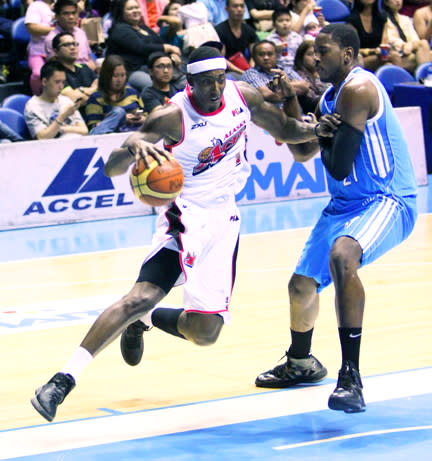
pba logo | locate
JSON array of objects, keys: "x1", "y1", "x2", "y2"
[{"x1": 23, "y1": 148, "x2": 134, "y2": 216}]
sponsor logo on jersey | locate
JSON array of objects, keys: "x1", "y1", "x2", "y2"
[
  {"x1": 232, "y1": 107, "x2": 244, "y2": 116},
  {"x1": 193, "y1": 122, "x2": 247, "y2": 175},
  {"x1": 191, "y1": 121, "x2": 208, "y2": 129}
]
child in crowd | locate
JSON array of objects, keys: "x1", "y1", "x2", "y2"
[{"x1": 266, "y1": 8, "x2": 303, "y2": 71}]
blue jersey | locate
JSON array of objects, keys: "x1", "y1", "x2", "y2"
[{"x1": 319, "y1": 67, "x2": 417, "y2": 210}]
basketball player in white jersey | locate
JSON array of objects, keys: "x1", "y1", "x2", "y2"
[
  {"x1": 31, "y1": 46, "x2": 340, "y2": 422},
  {"x1": 256, "y1": 24, "x2": 418, "y2": 413}
]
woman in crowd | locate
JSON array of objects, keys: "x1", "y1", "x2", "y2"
[
  {"x1": 106, "y1": 0, "x2": 181, "y2": 92},
  {"x1": 85, "y1": 54, "x2": 146, "y2": 134},
  {"x1": 290, "y1": 0, "x2": 327, "y2": 36},
  {"x1": 383, "y1": 0, "x2": 432, "y2": 73},
  {"x1": 293, "y1": 39, "x2": 329, "y2": 113},
  {"x1": 25, "y1": 0, "x2": 55, "y2": 94},
  {"x1": 346, "y1": 0, "x2": 401, "y2": 71}
]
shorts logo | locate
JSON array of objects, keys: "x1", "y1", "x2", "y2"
[
  {"x1": 230, "y1": 215, "x2": 239, "y2": 221},
  {"x1": 184, "y1": 251, "x2": 196, "y2": 268}
]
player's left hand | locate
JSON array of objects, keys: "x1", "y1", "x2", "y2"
[{"x1": 315, "y1": 113, "x2": 342, "y2": 137}]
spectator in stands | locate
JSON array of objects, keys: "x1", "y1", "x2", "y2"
[
  {"x1": 45, "y1": 0, "x2": 97, "y2": 71},
  {"x1": 267, "y1": 8, "x2": 303, "y2": 71},
  {"x1": 0, "y1": 121, "x2": 24, "y2": 143},
  {"x1": 157, "y1": 0, "x2": 184, "y2": 50},
  {"x1": 215, "y1": 0, "x2": 257, "y2": 78},
  {"x1": 241, "y1": 40, "x2": 309, "y2": 107},
  {"x1": 24, "y1": 60, "x2": 88, "y2": 139},
  {"x1": 141, "y1": 51, "x2": 182, "y2": 112},
  {"x1": 85, "y1": 54, "x2": 146, "y2": 134},
  {"x1": 413, "y1": 0, "x2": 432, "y2": 44},
  {"x1": 383, "y1": 0, "x2": 432, "y2": 73},
  {"x1": 246, "y1": 0, "x2": 279, "y2": 34},
  {"x1": 290, "y1": 0, "x2": 327, "y2": 36},
  {"x1": 303, "y1": 19, "x2": 320, "y2": 41},
  {"x1": 401, "y1": 0, "x2": 429, "y2": 18},
  {"x1": 200, "y1": 0, "x2": 250, "y2": 25},
  {"x1": 346, "y1": 0, "x2": 402, "y2": 71},
  {"x1": 106, "y1": 0, "x2": 181, "y2": 93},
  {"x1": 293, "y1": 39, "x2": 329, "y2": 113},
  {"x1": 136, "y1": 0, "x2": 168, "y2": 32},
  {"x1": 25, "y1": 0, "x2": 55, "y2": 95},
  {"x1": 53, "y1": 32, "x2": 98, "y2": 105}
]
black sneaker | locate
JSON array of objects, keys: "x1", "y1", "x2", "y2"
[
  {"x1": 31, "y1": 372, "x2": 76, "y2": 422},
  {"x1": 255, "y1": 352, "x2": 328, "y2": 388},
  {"x1": 328, "y1": 360, "x2": 366, "y2": 413},
  {"x1": 120, "y1": 320, "x2": 151, "y2": 366}
]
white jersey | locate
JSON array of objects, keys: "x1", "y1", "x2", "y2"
[{"x1": 166, "y1": 80, "x2": 251, "y2": 207}]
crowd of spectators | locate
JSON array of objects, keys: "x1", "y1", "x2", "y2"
[{"x1": 0, "y1": 0, "x2": 430, "y2": 143}]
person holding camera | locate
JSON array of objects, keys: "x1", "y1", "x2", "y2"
[{"x1": 85, "y1": 54, "x2": 147, "y2": 135}]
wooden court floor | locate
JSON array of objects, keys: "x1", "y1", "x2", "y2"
[{"x1": 1, "y1": 213, "x2": 432, "y2": 432}]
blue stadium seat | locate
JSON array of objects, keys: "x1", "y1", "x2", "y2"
[
  {"x1": 2, "y1": 94, "x2": 31, "y2": 114},
  {"x1": 0, "y1": 107, "x2": 30, "y2": 139},
  {"x1": 11, "y1": 17, "x2": 30, "y2": 70},
  {"x1": 316, "y1": 0, "x2": 350, "y2": 23},
  {"x1": 375, "y1": 65, "x2": 415, "y2": 99},
  {"x1": 415, "y1": 62, "x2": 432, "y2": 82}
]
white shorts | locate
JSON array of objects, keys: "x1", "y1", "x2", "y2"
[{"x1": 143, "y1": 196, "x2": 241, "y2": 323}]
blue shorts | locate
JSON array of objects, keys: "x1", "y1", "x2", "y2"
[{"x1": 295, "y1": 195, "x2": 417, "y2": 292}]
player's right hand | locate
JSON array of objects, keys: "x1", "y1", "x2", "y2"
[{"x1": 127, "y1": 140, "x2": 172, "y2": 169}]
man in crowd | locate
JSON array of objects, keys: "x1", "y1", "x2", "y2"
[{"x1": 24, "y1": 60, "x2": 88, "y2": 139}]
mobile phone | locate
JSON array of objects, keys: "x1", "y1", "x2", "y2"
[{"x1": 135, "y1": 109, "x2": 144, "y2": 114}]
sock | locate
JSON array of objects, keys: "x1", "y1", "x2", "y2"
[
  {"x1": 152, "y1": 307, "x2": 186, "y2": 339},
  {"x1": 60, "y1": 346, "x2": 93, "y2": 381},
  {"x1": 140, "y1": 307, "x2": 157, "y2": 327},
  {"x1": 338, "y1": 327, "x2": 362, "y2": 369},
  {"x1": 289, "y1": 328, "x2": 313, "y2": 358}
]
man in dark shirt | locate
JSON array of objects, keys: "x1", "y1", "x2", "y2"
[
  {"x1": 53, "y1": 32, "x2": 98, "y2": 106},
  {"x1": 141, "y1": 52, "x2": 182, "y2": 113},
  {"x1": 215, "y1": 0, "x2": 258, "y2": 78}
]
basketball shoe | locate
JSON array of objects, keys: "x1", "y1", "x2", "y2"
[
  {"x1": 120, "y1": 320, "x2": 151, "y2": 366},
  {"x1": 255, "y1": 352, "x2": 327, "y2": 388},
  {"x1": 328, "y1": 360, "x2": 366, "y2": 413},
  {"x1": 31, "y1": 372, "x2": 75, "y2": 422}
]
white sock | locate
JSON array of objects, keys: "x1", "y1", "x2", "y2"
[
  {"x1": 60, "y1": 346, "x2": 93, "y2": 381},
  {"x1": 140, "y1": 307, "x2": 157, "y2": 327}
]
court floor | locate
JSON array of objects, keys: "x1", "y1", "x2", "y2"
[{"x1": 1, "y1": 180, "x2": 432, "y2": 460}]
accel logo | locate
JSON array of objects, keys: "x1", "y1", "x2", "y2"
[{"x1": 23, "y1": 148, "x2": 134, "y2": 216}]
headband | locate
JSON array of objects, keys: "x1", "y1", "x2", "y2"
[{"x1": 186, "y1": 57, "x2": 227, "y2": 75}]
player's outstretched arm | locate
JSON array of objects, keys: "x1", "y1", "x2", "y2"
[
  {"x1": 238, "y1": 81, "x2": 318, "y2": 145},
  {"x1": 104, "y1": 104, "x2": 182, "y2": 177}
]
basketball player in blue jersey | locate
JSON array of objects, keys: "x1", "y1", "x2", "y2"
[
  {"x1": 30, "y1": 45, "x2": 340, "y2": 422},
  {"x1": 255, "y1": 23, "x2": 418, "y2": 413}
]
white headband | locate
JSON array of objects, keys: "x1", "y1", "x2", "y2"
[{"x1": 186, "y1": 57, "x2": 227, "y2": 75}]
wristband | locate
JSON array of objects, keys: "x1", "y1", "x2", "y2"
[{"x1": 314, "y1": 123, "x2": 321, "y2": 137}]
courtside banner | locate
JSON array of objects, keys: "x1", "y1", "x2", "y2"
[
  {"x1": 0, "y1": 107, "x2": 427, "y2": 230},
  {"x1": 0, "y1": 133, "x2": 153, "y2": 230}
]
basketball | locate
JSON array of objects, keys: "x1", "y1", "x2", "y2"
[{"x1": 129, "y1": 156, "x2": 184, "y2": 207}]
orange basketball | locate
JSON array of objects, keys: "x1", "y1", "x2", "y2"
[{"x1": 129, "y1": 156, "x2": 184, "y2": 207}]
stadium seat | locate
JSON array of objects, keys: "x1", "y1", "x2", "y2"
[
  {"x1": 415, "y1": 61, "x2": 432, "y2": 82},
  {"x1": 375, "y1": 65, "x2": 415, "y2": 99},
  {"x1": 2, "y1": 94, "x2": 31, "y2": 114},
  {"x1": 316, "y1": 0, "x2": 350, "y2": 23},
  {"x1": 0, "y1": 107, "x2": 30, "y2": 139},
  {"x1": 11, "y1": 17, "x2": 30, "y2": 70}
]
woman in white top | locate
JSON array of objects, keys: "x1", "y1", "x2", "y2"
[{"x1": 383, "y1": 0, "x2": 432, "y2": 73}]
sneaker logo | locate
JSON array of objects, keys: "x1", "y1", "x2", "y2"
[{"x1": 349, "y1": 333, "x2": 362, "y2": 338}]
